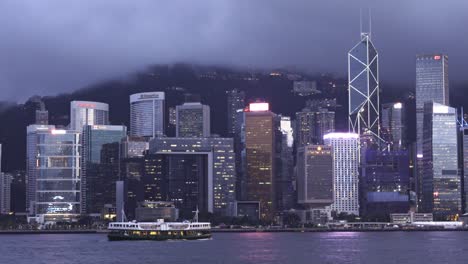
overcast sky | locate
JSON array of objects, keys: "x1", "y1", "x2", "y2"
[{"x1": 0, "y1": 0, "x2": 467, "y2": 101}]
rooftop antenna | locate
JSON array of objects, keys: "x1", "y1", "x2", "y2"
[
  {"x1": 369, "y1": 8, "x2": 372, "y2": 39},
  {"x1": 360, "y1": 8, "x2": 363, "y2": 36}
]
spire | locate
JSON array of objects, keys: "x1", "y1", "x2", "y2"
[{"x1": 360, "y1": 8, "x2": 372, "y2": 40}]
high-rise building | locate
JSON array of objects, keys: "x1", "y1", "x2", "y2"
[
  {"x1": 295, "y1": 107, "x2": 335, "y2": 147},
  {"x1": 297, "y1": 145, "x2": 334, "y2": 208},
  {"x1": 421, "y1": 102, "x2": 460, "y2": 220},
  {"x1": 10, "y1": 170, "x2": 26, "y2": 213},
  {"x1": 85, "y1": 143, "x2": 120, "y2": 215},
  {"x1": 0, "y1": 172, "x2": 11, "y2": 214},
  {"x1": 243, "y1": 102, "x2": 276, "y2": 220},
  {"x1": 150, "y1": 137, "x2": 236, "y2": 216},
  {"x1": 381, "y1": 102, "x2": 405, "y2": 150},
  {"x1": 82, "y1": 125, "x2": 127, "y2": 214},
  {"x1": 415, "y1": 54, "x2": 449, "y2": 209},
  {"x1": 460, "y1": 126, "x2": 468, "y2": 213},
  {"x1": 130, "y1": 92, "x2": 165, "y2": 138},
  {"x1": 176, "y1": 102, "x2": 210, "y2": 138},
  {"x1": 416, "y1": 55, "x2": 449, "y2": 155},
  {"x1": 360, "y1": 150, "x2": 410, "y2": 219},
  {"x1": 226, "y1": 89, "x2": 245, "y2": 135},
  {"x1": 70, "y1": 101, "x2": 109, "y2": 131},
  {"x1": 324, "y1": 133, "x2": 360, "y2": 215},
  {"x1": 276, "y1": 116, "x2": 295, "y2": 211},
  {"x1": 348, "y1": 32, "x2": 380, "y2": 139},
  {"x1": 26, "y1": 125, "x2": 81, "y2": 223}
]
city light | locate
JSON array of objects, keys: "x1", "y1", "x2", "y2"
[
  {"x1": 249, "y1": 102, "x2": 269, "y2": 112},
  {"x1": 323, "y1": 132, "x2": 359, "y2": 139},
  {"x1": 393, "y1": 102, "x2": 402, "y2": 109},
  {"x1": 51, "y1": 129, "x2": 66, "y2": 135}
]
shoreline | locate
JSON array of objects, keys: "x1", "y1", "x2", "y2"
[{"x1": 0, "y1": 228, "x2": 467, "y2": 234}]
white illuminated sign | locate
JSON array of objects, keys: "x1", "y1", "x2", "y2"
[
  {"x1": 249, "y1": 103, "x2": 269, "y2": 112},
  {"x1": 51, "y1": 130, "x2": 66, "y2": 135},
  {"x1": 323, "y1": 133, "x2": 359, "y2": 139}
]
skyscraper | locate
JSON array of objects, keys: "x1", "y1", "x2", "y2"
[
  {"x1": 422, "y1": 102, "x2": 460, "y2": 220},
  {"x1": 176, "y1": 102, "x2": 210, "y2": 138},
  {"x1": 276, "y1": 116, "x2": 295, "y2": 211},
  {"x1": 130, "y1": 92, "x2": 165, "y2": 138},
  {"x1": 26, "y1": 125, "x2": 81, "y2": 223},
  {"x1": 81, "y1": 125, "x2": 127, "y2": 214},
  {"x1": 381, "y1": 102, "x2": 405, "y2": 150},
  {"x1": 297, "y1": 145, "x2": 334, "y2": 208},
  {"x1": 460, "y1": 126, "x2": 468, "y2": 213},
  {"x1": 348, "y1": 32, "x2": 380, "y2": 139},
  {"x1": 243, "y1": 102, "x2": 276, "y2": 220},
  {"x1": 415, "y1": 55, "x2": 449, "y2": 209},
  {"x1": 360, "y1": 149, "x2": 410, "y2": 219},
  {"x1": 0, "y1": 172, "x2": 11, "y2": 215},
  {"x1": 324, "y1": 133, "x2": 360, "y2": 215},
  {"x1": 416, "y1": 55, "x2": 449, "y2": 155},
  {"x1": 295, "y1": 106, "x2": 335, "y2": 147},
  {"x1": 70, "y1": 101, "x2": 109, "y2": 131},
  {"x1": 226, "y1": 89, "x2": 245, "y2": 135},
  {"x1": 150, "y1": 137, "x2": 236, "y2": 216}
]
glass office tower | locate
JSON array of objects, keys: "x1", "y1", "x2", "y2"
[
  {"x1": 415, "y1": 55, "x2": 448, "y2": 209},
  {"x1": 82, "y1": 125, "x2": 127, "y2": 214},
  {"x1": 27, "y1": 125, "x2": 81, "y2": 223},
  {"x1": 381, "y1": 102, "x2": 405, "y2": 150},
  {"x1": 422, "y1": 102, "x2": 460, "y2": 220},
  {"x1": 348, "y1": 32, "x2": 379, "y2": 139}
]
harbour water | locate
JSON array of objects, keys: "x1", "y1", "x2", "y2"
[{"x1": 0, "y1": 232, "x2": 467, "y2": 264}]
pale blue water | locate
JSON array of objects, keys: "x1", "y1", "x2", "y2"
[{"x1": 0, "y1": 232, "x2": 466, "y2": 264}]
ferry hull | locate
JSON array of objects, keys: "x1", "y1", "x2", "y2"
[{"x1": 108, "y1": 230, "x2": 211, "y2": 241}]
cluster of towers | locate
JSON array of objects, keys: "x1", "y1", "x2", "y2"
[{"x1": 15, "y1": 27, "x2": 465, "y2": 226}]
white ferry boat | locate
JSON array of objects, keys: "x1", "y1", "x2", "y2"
[{"x1": 108, "y1": 209, "x2": 211, "y2": 241}]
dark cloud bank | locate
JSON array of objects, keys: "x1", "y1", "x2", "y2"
[{"x1": 0, "y1": 0, "x2": 467, "y2": 101}]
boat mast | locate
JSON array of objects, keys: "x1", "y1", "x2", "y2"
[{"x1": 192, "y1": 207, "x2": 199, "y2": 223}]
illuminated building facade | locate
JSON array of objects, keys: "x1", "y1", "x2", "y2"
[
  {"x1": 243, "y1": 103, "x2": 276, "y2": 220},
  {"x1": 0, "y1": 172, "x2": 12, "y2": 214},
  {"x1": 70, "y1": 101, "x2": 109, "y2": 131},
  {"x1": 324, "y1": 133, "x2": 360, "y2": 215},
  {"x1": 422, "y1": 102, "x2": 460, "y2": 220},
  {"x1": 26, "y1": 125, "x2": 81, "y2": 223},
  {"x1": 130, "y1": 92, "x2": 165, "y2": 138}
]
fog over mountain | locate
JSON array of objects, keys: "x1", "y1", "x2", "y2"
[{"x1": 1, "y1": 0, "x2": 467, "y2": 101}]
